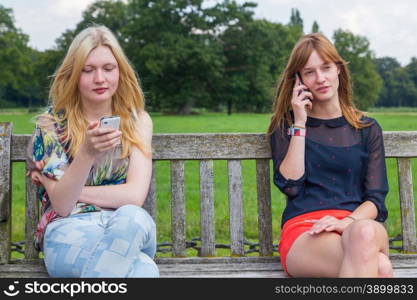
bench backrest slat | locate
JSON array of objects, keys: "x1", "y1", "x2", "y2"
[
  {"x1": 25, "y1": 170, "x2": 39, "y2": 259},
  {"x1": 11, "y1": 132, "x2": 417, "y2": 161},
  {"x1": 256, "y1": 159, "x2": 273, "y2": 256},
  {"x1": 171, "y1": 160, "x2": 186, "y2": 257},
  {"x1": 397, "y1": 158, "x2": 417, "y2": 252},
  {"x1": 199, "y1": 160, "x2": 215, "y2": 257},
  {"x1": 0, "y1": 123, "x2": 12, "y2": 264},
  {"x1": 152, "y1": 134, "x2": 271, "y2": 159},
  {"x1": 384, "y1": 132, "x2": 417, "y2": 157},
  {"x1": 228, "y1": 160, "x2": 244, "y2": 256}
]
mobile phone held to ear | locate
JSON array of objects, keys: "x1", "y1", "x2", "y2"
[
  {"x1": 99, "y1": 116, "x2": 120, "y2": 130},
  {"x1": 296, "y1": 72, "x2": 313, "y2": 101}
]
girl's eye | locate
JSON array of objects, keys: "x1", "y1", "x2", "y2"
[
  {"x1": 82, "y1": 69, "x2": 93, "y2": 73},
  {"x1": 104, "y1": 67, "x2": 114, "y2": 72}
]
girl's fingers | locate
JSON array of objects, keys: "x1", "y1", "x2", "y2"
[
  {"x1": 35, "y1": 160, "x2": 45, "y2": 170},
  {"x1": 325, "y1": 226, "x2": 336, "y2": 232},
  {"x1": 94, "y1": 137, "x2": 121, "y2": 152},
  {"x1": 295, "y1": 74, "x2": 300, "y2": 86},
  {"x1": 301, "y1": 91, "x2": 313, "y2": 100},
  {"x1": 305, "y1": 100, "x2": 313, "y2": 110},
  {"x1": 90, "y1": 129, "x2": 121, "y2": 141},
  {"x1": 293, "y1": 85, "x2": 306, "y2": 96},
  {"x1": 87, "y1": 121, "x2": 99, "y2": 131},
  {"x1": 92, "y1": 132, "x2": 121, "y2": 146}
]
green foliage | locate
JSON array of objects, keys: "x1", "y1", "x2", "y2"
[
  {"x1": 333, "y1": 29, "x2": 382, "y2": 110},
  {"x1": 374, "y1": 57, "x2": 417, "y2": 107},
  {"x1": 1, "y1": 1, "x2": 416, "y2": 112},
  {"x1": 288, "y1": 8, "x2": 303, "y2": 32},
  {"x1": 123, "y1": 0, "x2": 230, "y2": 113},
  {"x1": 311, "y1": 20, "x2": 320, "y2": 33},
  {"x1": 0, "y1": 5, "x2": 32, "y2": 105},
  {"x1": 219, "y1": 19, "x2": 296, "y2": 113}
]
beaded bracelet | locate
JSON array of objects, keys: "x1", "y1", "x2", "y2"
[{"x1": 345, "y1": 215, "x2": 357, "y2": 221}]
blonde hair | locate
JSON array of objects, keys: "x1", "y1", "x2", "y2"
[
  {"x1": 268, "y1": 33, "x2": 369, "y2": 135},
  {"x1": 47, "y1": 25, "x2": 148, "y2": 158}
]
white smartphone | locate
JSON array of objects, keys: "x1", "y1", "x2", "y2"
[{"x1": 99, "y1": 116, "x2": 120, "y2": 130}]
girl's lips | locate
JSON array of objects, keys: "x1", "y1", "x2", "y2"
[
  {"x1": 93, "y1": 88, "x2": 108, "y2": 94},
  {"x1": 316, "y1": 86, "x2": 329, "y2": 93}
]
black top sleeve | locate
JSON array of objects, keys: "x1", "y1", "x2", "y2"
[
  {"x1": 269, "y1": 126, "x2": 306, "y2": 198},
  {"x1": 363, "y1": 121, "x2": 389, "y2": 222}
]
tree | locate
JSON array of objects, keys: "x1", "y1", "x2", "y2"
[
  {"x1": 219, "y1": 19, "x2": 296, "y2": 113},
  {"x1": 406, "y1": 57, "x2": 417, "y2": 88},
  {"x1": 373, "y1": 57, "x2": 417, "y2": 107},
  {"x1": 333, "y1": 29, "x2": 382, "y2": 110},
  {"x1": 289, "y1": 8, "x2": 303, "y2": 30},
  {"x1": 311, "y1": 20, "x2": 320, "y2": 33},
  {"x1": 121, "y1": 0, "x2": 260, "y2": 113},
  {"x1": 0, "y1": 5, "x2": 33, "y2": 107}
]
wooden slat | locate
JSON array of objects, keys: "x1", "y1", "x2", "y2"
[
  {"x1": 25, "y1": 172, "x2": 39, "y2": 259},
  {"x1": 199, "y1": 160, "x2": 215, "y2": 257},
  {"x1": 143, "y1": 161, "x2": 157, "y2": 220},
  {"x1": 228, "y1": 160, "x2": 244, "y2": 256},
  {"x1": 12, "y1": 132, "x2": 417, "y2": 161},
  {"x1": 10, "y1": 134, "x2": 31, "y2": 161},
  {"x1": 256, "y1": 159, "x2": 273, "y2": 256},
  {"x1": 153, "y1": 134, "x2": 270, "y2": 160},
  {"x1": 155, "y1": 256, "x2": 280, "y2": 264},
  {"x1": 2, "y1": 254, "x2": 417, "y2": 277},
  {"x1": 171, "y1": 160, "x2": 186, "y2": 257},
  {"x1": 0, "y1": 123, "x2": 12, "y2": 264},
  {"x1": 2, "y1": 254, "x2": 417, "y2": 278},
  {"x1": 384, "y1": 131, "x2": 417, "y2": 157},
  {"x1": 397, "y1": 158, "x2": 417, "y2": 252}
]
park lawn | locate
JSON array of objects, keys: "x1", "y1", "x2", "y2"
[{"x1": 1, "y1": 111, "x2": 416, "y2": 257}]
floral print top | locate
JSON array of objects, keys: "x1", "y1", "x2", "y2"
[{"x1": 27, "y1": 109, "x2": 129, "y2": 250}]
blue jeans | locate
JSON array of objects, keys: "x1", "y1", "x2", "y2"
[{"x1": 43, "y1": 205, "x2": 159, "y2": 278}]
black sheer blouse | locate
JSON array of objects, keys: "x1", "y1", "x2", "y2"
[{"x1": 270, "y1": 115, "x2": 388, "y2": 227}]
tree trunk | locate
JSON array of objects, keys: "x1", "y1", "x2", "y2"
[
  {"x1": 227, "y1": 99, "x2": 232, "y2": 115},
  {"x1": 178, "y1": 99, "x2": 194, "y2": 115}
]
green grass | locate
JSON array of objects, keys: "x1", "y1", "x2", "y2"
[
  {"x1": 1, "y1": 111, "x2": 416, "y2": 257},
  {"x1": 367, "y1": 107, "x2": 417, "y2": 113}
]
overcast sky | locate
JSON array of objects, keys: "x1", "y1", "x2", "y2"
[{"x1": 2, "y1": 0, "x2": 416, "y2": 66}]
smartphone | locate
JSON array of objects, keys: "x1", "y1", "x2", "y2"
[
  {"x1": 99, "y1": 116, "x2": 120, "y2": 130},
  {"x1": 296, "y1": 72, "x2": 312, "y2": 101}
]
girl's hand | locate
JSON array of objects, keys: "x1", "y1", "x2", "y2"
[
  {"x1": 29, "y1": 170, "x2": 57, "y2": 192},
  {"x1": 81, "y1": 121, "x2": 122, "y2": 158},
  {"x1": 305, "y1": 215, "x2": 354, "y2": 235},
  {"x1": 291, "y1": 74, "x2": 313, "y2": 127},
  {"x1": 26, "y1": 160, "x2": 45, "y2": 182}
]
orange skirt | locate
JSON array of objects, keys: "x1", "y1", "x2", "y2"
[{"x1": 278, "y1": 209, "x2": 352, "y2": 276}]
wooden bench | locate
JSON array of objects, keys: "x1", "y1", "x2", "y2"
[{"x1": 1, "y1": 122, "x2": 417, "y2": 277}]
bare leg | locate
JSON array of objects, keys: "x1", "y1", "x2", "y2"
[
  {"x1": 339, "y1": 219, "x2": 391, "y2": 277},
  {"x1": 285, "y1": 220, "x2": 392, "y2": 278},
  {"x1": 285, "y1": 231, "x2": 344, "y2": 277},
  {"x1": 378, "y1": 252, "x2": 393, "y2": 277}
]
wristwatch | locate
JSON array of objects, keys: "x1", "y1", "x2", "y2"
[{"x1": 287, "y1": 125, "x2": 306, "y2": 137}]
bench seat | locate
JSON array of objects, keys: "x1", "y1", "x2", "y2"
[{"x1": 1, "y1": 255, "x2": 417, "y2": 278}]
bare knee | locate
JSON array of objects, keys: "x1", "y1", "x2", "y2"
[{"x1": 342, "y1": 220, "x2": 379, "y2": 260}]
